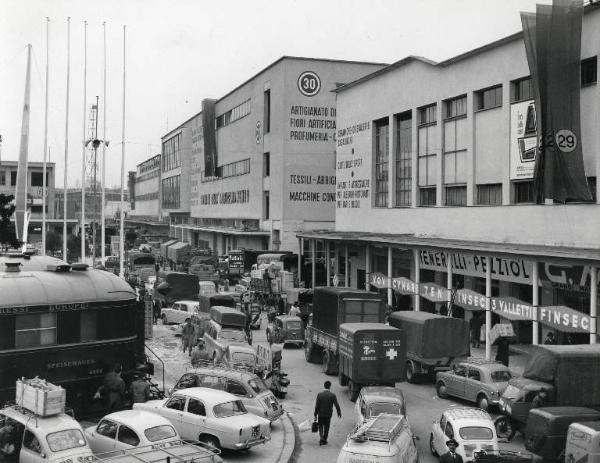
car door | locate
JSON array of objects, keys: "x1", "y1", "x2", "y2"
[
  {"x1": 181, "y1": 398, "x2": 208, "y2": 440},
  {"x1": 447, "y1": 365, "x2": 467, "y2": 397},
  {"x1": 433, "y1": 414, "x2": 447, "y2": 454},
  {"x1": 226, "y1": 379, "x2": 257, "y2": 415},
  {"x1": 89, "y1": 419, "x2": 119, "y2": 454},
  {"x1": 19, "y1": 429, "x2": 46, "y2": 463},
  {"x1": 115, "y1": 425, "x2": 140, "y2": 451},
  {"x1": 164, "y1": 303, "x2": 177, "y2": 324},
  {"x1": 465, "y1": 367, "x2": 483, "y2": 402},
  {"x1": 160, "y1": 396, "x2": 187, "y2": 438}
]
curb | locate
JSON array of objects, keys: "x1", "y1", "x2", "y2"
[{"x1": 277, "y1": 411, "x2": 298, "y2": 463}]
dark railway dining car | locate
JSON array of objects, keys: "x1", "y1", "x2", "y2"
[{"x1": 0, "y1": 253, "x2": 144, "y2": 415}]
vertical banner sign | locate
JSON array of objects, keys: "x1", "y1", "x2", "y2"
[
  {"x1": 202, "y1": 98, "x2": 218, "y2": 177},
  {"x1": 510, "y1": 101, "x2": 538, "y2": 179},
  {"x1": 521, "y1": 0, "x2": 592, "y2": 203}
]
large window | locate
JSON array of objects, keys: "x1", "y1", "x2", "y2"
[
  {"x1": 513, "y1": 180, "x2": 534, "y2": 204},
  {"x1": 15, "y1": 313, "x2": 56, "y2": 348},
  {"x1": 0, "y1": 171, "x2": 5, "y2": 186},
  {"x1": 395, "y1": 112, "x2": 412, "y2": 207},
  {"x1": 475, "y1": 85, "x2": 502, "y2": 111},
  {"x1": 374, "y1": 119, "x2": 389, "y2": 208},
  {"x1": 443, "y1": 108, "x2": 467, "y2": 203},
  {"x1": 162, "y1": 134, "x2": 181, "y2": 172},
  {"x1": 263, "y1": 153, "x2": 270, "y2": 177},
  {"x1": 30, "y1": 172, "x2": 44, "y2": 187},
  {"x1": 264, "y1": 90, "x2": 271, "y2": 134},
  {"x1": 510, "y1": 77, "x2": 533, "y2": 103},
  {"x1": 419, "y1": 187, "x2": 436, "y2": 206},
  {"x1": 162, "y1": 175, "x2": 180, "y2": 209},
  {"x1": 444, "y1": 95, "x2": 467, "y2": 119},
  {"x1": 263, "y1": 191, "x2": 270, "y2": 220},
  {"x1": 417, "y1": 104, "x2": 438, "y2": 206},
  {"x1": 418, "y1": 104, "x2": 436, "y2": 126},
  {"x1": 216, "y1": 99, "x2": 251, "y2": 129},
  {"x1": 477, "y1": 183, "x2": 502, "y2": 205},
  {"x1": 581, "y1": 57, "x2": 597, "y2": 86},
  {"x1": 201, "y1": 158, "x2": 250, "y2": 182},
  {"x1": 445, "y1": 185, "x2": 467, "y2": 206}
]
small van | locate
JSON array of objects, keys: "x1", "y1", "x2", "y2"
[
  {"x1": 566, "y1": 421, "x2": 600, "y2": 463},
  {"x1": 170, "y1": 367, "x2": 284, "y2": 422}
]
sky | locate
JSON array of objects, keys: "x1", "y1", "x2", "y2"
[{"x1": 0, "y1": 0, "x2": 550, "y2": 189}]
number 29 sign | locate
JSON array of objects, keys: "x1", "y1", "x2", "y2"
[{"x1": 298, "y1": 71, "x2": 321, "y2": 97}]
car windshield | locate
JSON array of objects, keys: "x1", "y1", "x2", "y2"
[
  {"x1": 369, "y1": 402, "x2": 402, "y2": 417},
  {"x1": 491, "y1": 370, "x2": 512, "y2": 382},
  {"x1": 213, "y1": 400, "x2": 247, "y2": 418},
  {"x1": 46, "y1": 429, "x2": 87, "y2": 452},
  {"x1": 144, "y1": 425, "x2": 177, "y2": 442},
  {"x1": 232, "y1": 352, "x2": 255, "y2": 364},
  {"x1": 459, "y1": 426, "x2": 494, "y2": 440},
  {"x1": 221, "y1": 329, "x2": 247, "y2": 342},
  {"x1": 248, "y1": 378, "x2": 268, "y2": 394},
  {"x1": 502, "y1": 384, "x2": 524, "y2": 400},
  {"x1": 285, "y1": 320, "x2": 301, "y2": 330}
]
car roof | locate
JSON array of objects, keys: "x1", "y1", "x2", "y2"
[
  {"x1": 101, "y1": 410, "x2": 174, "y2": 429},
  {"x1": 187, "y1": 367, "x2": 256, "y2": 381},
  {"x1": 172, "y1": 387, "x2": 239, "y2": 403},
  {"x1": 443, "y1": 407, "x2": 493, "y2": 424},
  {"x1": 227, "y1": 343, "x2": 255, "y2": 353},
  {"x1": 458, "y1": 357, "x2": 508, "y2": 370},
  {"x1": 277, "y1": 315, "x2": 301, "y2": 321},
  {"x1": 174, "y1": 300, "x2": 199, "y2": 305},
  {"x1": 361, "y1": 386, "x2": 405, "y2": 402},
  {"x1": 2, "y1": 406, "x2": 83, "y2": 434}
]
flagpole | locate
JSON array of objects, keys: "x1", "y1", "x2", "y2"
[
  {"x1": 101, "y1": 21, "x2": 107, "y2": 265},
  {"x1": 119, "y1": 25, "x2": 126, "y2": 279},
  {"x1": 62, "y1": 17, "x2": 71, "y2": 261},
  {"x1": 80, "y1": 20, "x2": 87, "y2": 263},
  {"x1": 42, "y1": 17, "x2": 50, "y2": 256}
]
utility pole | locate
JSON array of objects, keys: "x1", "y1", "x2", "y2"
[{"x1": 92, "y1": 95, "x2": 99, "y2": 265}]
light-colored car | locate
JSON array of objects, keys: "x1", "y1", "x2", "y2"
[
  {"x1": 84, "y1": 410, "x2": 180, "y2": 454},
  {"x1": 430, "y1": 407, "x2": 499, "y2": 461},
  {"x1": 354, "y1": 386, "x2": 406, "y2": 426},
  {"x1": 337, "y1": 414, "x2": 418, "y2": 463},
  {"x1": 162, "y1": 300, "x2": 199, "y2": 325},
  {"x1": 0, "y1": 404, "x2": 94, "y2": 463},
  {"x1": 134, "y1": 387, "x2": 271, "y2": 451},
  {"x1": 222, "y1": 344, "x2": 258, "y2": 372},
  {"x1": 435, "y1": 358, "x2": 513, "y2": 411},
  {"x1": 204, "y1": 320, "x2": 249, "y2": 363},
  {"x1": 171, "y1": 367, "x2": 284, "y2": 422}
]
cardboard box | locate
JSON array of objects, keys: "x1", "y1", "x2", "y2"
[
  {"x1": 488, "y1": 323, "x2": 515, "y2": 346},
  {"x1": 16, "y1": 378, "x2": 66, "y2": 416}
]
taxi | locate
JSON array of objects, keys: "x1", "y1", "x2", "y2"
[
  {"x1": 430, "y1": 407, "x2": 499, "y2": 462},
  {"x1": 0, "y1": 405, "x2": 94, "y2": 463}
]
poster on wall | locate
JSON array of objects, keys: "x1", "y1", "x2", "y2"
[
  {"x1": 510, "y1": 99, "x2": 538, "y2": 180},
  {"x1": 335, "y1": 121, "x2": 371, "y2": 211}
]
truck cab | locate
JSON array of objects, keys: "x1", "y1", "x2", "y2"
[{"x1": 0, "y1": 405, "x2": 94, "y2": 463}]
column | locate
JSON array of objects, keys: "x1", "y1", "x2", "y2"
[
  {"x1": 532, "y1": 261, "x2": 539, "y2": 345},
  {"x1": 485, "y1": 256, "x2": 492, "y2": 361},
  {"x1": 591, "y1": 266, "x2": 598, "y2": 344},
  {"x1": 311, "y1": 239, "x2": 316, "y2": 289},
  {"x1": 365, "y1": 244, "x2": 371, "y2": 290},
  {"x1": 297, "y1": 237, "x2": 302, "y2": 283},
  {"x1": 387, "y1": 246, "x2": 393, "y2": 306},
  {"x1": 344, "y1": 243, "x2": 349, "y2": 287},
  {"x1": 413, "y1": 248, "x2": 420, "y2": 311},
  {"x1": 447, "y1": 254, "x2": 453, "y2": 314},
  {"x1": 326, "y1": 241, "x2": 331, "y2": 287}
]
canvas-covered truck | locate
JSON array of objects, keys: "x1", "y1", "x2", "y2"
[
  {"x1": 304, "y1": 287, "x2": 386, "y2": 375},
  {"x1": 388, "y1": 311, "x2": 470, "y2": 383},
  {"x1": 495, "y1": 344, "x2": 600, "y2": 440},
  {"x1": 338, "y1": 323, "x2": 406, "y2": 401}
]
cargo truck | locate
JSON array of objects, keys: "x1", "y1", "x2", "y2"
[
  {"x1": 388, "y1": 311, "x2": 470, "y2": 383},
  {"x1": 496, "y1": 344, "x2": 600, "y2": 440},
  {"x1": 338, "y1": 323, "x2": 406, "y2": 401},
  {"x1": 304, "y1": 287, "x2": 386, "y2": 376}
]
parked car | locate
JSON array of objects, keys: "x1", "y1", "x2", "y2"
[
  {"x1": 170, "y1": 366, "x2": 283, "y2": 422},
  {"x1": 162, "y1": 300, "x2": 199, "y2": 325},
  {"x1": 222, "y1": 344, "x2": 260, "y2": 373},
  {"x1": 354, "y1": 386, "x2": 406, "y2": 426},
  {"x1": 430, "y1": 407, "x2": 499, "y2": 461},
  {"x1": 134, "y1": 387, "x2": 270, "y2": 451},
  {"x1": 436, "y1": 358, "x2": 513, "y2": 411},
  {"x1": 337, "y1": 414, "x2": 418, "y2": 463},
  {"x1": 266, "y1": 315, "x2": 304, "y2": 346},
  {"x1": 204, "y1": 319, "x2": 249, "y2": 363}
]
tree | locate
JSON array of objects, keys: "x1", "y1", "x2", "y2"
[{"x1": 0, "y1": 194, "x2": 21, "y2": 251}]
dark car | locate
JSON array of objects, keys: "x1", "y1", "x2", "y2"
[{"x1": 266, "y1": 315, "x2": 304, "y2": 346}]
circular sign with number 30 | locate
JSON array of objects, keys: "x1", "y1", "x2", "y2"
[
  {"x1": 298, "y1": 71, "x2": 321, "y2": 97},
  {"x1": 555, "y1": 129, "x2": 577, "y2": 153}
]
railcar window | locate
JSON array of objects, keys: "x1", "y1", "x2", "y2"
[{"x1": 15, "y1": 313, "x2": 56, "y2": 348}]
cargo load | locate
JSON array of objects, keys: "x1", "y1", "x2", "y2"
[
  {"x1": 209, "y1": 306, "x2": 246, "y2": 328},
  {"x1": 15, "y1": 377, "x2": 65, "y2": 416}
]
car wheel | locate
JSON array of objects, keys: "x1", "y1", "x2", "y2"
[
  {"x1": 199, "y1": 434, "x2": 220, "y2": 451},
  {"x1": 161, "y1": 314, "x2": 168, "y2": 324},
  {"x1": 436, "y1": 382, "x2": 448, "y2": 399},
  {"x1": 494, "y1": 416, "x2": 516, "y2": 441},
  {"x1": 477, "y1": 394, "x2": 489, "y2": 411},
  {"x1": 429, "y1": 433, "x2": 438, "y2": 456}
]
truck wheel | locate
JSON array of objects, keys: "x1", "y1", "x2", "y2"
[
  {"x1": 304, "y1": 340, "x2": 322, "y2": 363},
  {"x1": 348, "y1": 380, "x2": 359, "y2": 402},
  {"x1": 436, "y1": 382, "x2": 448, "y2": 399},
  {"x1": 339, "y1": 373, "x2": 349, "y2": 386},
  {"x1": 477, "y1": 394, "x2": 489, "y2": 411},
  {"x1": 322, "y1": 351, "x2": 337, "y2": 375},
  {"x1": 429, "y1": 433, "x2": 438, "y2": 456},
  {"x1": 406, "y1": 361, "x2": 417, "y2": 384},
  {"x1": 494, "y1": 416, "x2": 516, "y2": 441}
]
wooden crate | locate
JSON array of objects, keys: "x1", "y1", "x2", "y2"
[{"x1": 16, "y1": 378, "x2": 66, "y2": 416}]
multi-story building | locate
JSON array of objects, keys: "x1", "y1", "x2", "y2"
[
  {"x1": 165, "y1": 56, "x2": 386, "y2": 254},
  {"x1": 55, "y1": 187, "x2": 130, "y2": 223},
  {"x1": 130, "y1": 154, "x2": 161, "y2": 219},
  {"x1": 299, "y1": 6, "x2": 600, "y2": 347}
]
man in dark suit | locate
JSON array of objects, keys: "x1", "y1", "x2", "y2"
[
  {"x1": 313, "y1": 380, "x2": 341, "y2": 445},
  {"x1": 440, "y1": 439, "x2": 463, "y2": 463}
]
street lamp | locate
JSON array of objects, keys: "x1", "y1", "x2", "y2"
[{"x1": 85, "y1": 137, "x2": 109, "y2": 266}]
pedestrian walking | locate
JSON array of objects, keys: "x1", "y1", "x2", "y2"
[
  {"x1": 129, "y1": 373, "x2": 150, "y2": 404},
  {"x1": 289, "y1": 301, "x2": 301, "y2": 317},
  {"x1": 440, "y1": 438, "x2": 463, "y2": 463},
  {"x1": 153, "y1": 300, "x2": 161, "y2": 325},
  {"x1": 313, "y1": 380, "x2": 341, "y2": 446},
  {"x1": 103, "y1": 363, "x2": 126, "y2": 413},
  {"x1": 469, "y1": 313, "x2": 482, "y2": 348},
  {"x1": 181, "y1": 318, "x2": 196, "y2": 356}
]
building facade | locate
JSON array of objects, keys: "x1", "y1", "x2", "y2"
[
  {"x1": 299, "y1": 6, "x2": 600, "y2": 348},
  {"x1": 55, "y1": 187, "x2": 130, "y2": 222},
  {"x1": 0, "y1": 161, "x2": 56, "y2": 220},
  {"x1": 166, "y1": 56, "x2": 386, "y2": 255},
  {"x1": 130, "y1": 154, "x2": 161, "y2": 219}
]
